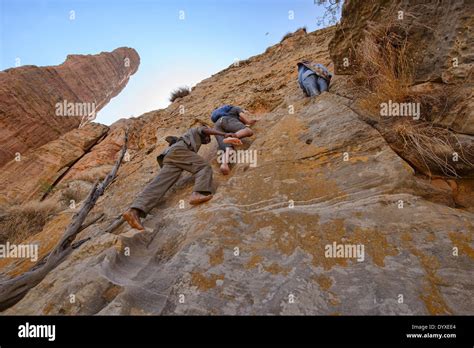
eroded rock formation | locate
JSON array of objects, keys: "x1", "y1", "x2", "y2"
[
  {"x1": 0, "y1": 5, "x2": 472, "y2": 315},
  {"x1": 330, "y1": 0, "x2": 473, "y2": 83},
  {"x1": 329, "y1": 0, "x2": 474, "y2": 135},
  {"x1": 0, "y1": 123, "x2": 109, "y2": 206},
  {"x1": 0, "y1": 47, "x2": 140, "y2": 167}
]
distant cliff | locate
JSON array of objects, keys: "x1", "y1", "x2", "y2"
[{"x1": 0, "y1": 47, "x2": 140, "y2": 167}]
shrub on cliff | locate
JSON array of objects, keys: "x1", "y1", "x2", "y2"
[
  {"x1": 74, "y1": 166, "x2": 112, "y2": 183},
  {"x1": 352, "y1": 5, "x2": 414, "y2": 114},
  {"x1": 59, "y1": 186, "x2": 89, "y2": 207},
  {"x1": 352, "y1": 3, "x2": 473, "y2": 178},
  {"x1": 280, "y1": 27, "x2": 307, "y2": 43},
  {"x1": 169, "y1": 86, "x2": 190, "y2": 102},
  {"x1": 315, "y1": 0, "x2": 342, "y2": 27}
]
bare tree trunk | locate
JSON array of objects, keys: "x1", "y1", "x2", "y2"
[{"x1": 0, "y1": 131, "x2": 128, "y2": 311}]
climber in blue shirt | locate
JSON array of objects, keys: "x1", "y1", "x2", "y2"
[{"x1": 297, "y1": 60, "x2": 332, "y2": 97}]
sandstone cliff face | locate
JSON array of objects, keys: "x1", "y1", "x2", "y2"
[
  {"x1": 330, "y1": 0, "x2": 473, "y2": 83},
  {"x1": 1, "y1": 20, "x2": 472, "y2": 315},
  {"x1": 0, "y1": 123, "x2": 109, "y2": 206},
  {"x1": 0, "y1": 47, "x2": 140, "y2": 168},
  {"x1": 329, "y1": 0, "x2": 474, "y2": 135}
]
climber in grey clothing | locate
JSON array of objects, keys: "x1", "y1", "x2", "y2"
[
  {"x1": 297, "y1": 60, "x2": 332, "y2": 97},
  {"x1": 122, "y1": 126, "x2": 236, "y2": 231}
]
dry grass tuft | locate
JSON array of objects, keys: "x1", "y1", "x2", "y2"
[
  {"x1": 0, "y1": 199, "x2": 60, "y2": 244},
  {"x1": 395, "y1": 122, "x2": 474, "y2": 178},
  {"x1": 169, "y1": 86, "x2": 191, "y2": 102},
  {"x1": 280, "y1": 27, "x2": 307, "y2": 43},
  {"x1": 352, "y1": 4, "x2": 473, "y2": 178},
  {"x1": 59, "y1": 186, "x2": 90, "y2": 207},
  {"x1": 73, "y1": 166, "x2": 112, "y2": 183},
  {"x1": 352, "y1": 5, "x2": 414, "y2": 114}
]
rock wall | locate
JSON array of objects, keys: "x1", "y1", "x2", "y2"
[
  {"x1": 329, "y1": 0, "x2": 474, "y2": 135},
  {"x1": 1, "y1": 23, "x2": 472, "y2": 315},
  {"x1": 329, "y1": 0, "x2": 473, "y2": 83},
  {"x1": 0, "y1": 123, "x2": 109, "y2": 205},
  {"x1": 0, "y1": 47, "x2": 140, "y2": 167}
]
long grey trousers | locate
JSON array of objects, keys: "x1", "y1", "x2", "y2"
[
  {"x1": 300, "y1": 74, "x2": 329, "y2": 97},
  {"x1": 131, "y1": 144, "x2": 213, "y2": 216}
]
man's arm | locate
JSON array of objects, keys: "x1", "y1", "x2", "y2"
[{"x1": 202, "y1": 127, "x2": 236, "y2": 138}]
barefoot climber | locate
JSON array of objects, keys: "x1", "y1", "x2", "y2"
[
  {"x1": 210, "y1": 105, "x2": 257, "y2": 175},
  {"x1": 122, "y1": 126, "x2": 237, "y2": 230}
]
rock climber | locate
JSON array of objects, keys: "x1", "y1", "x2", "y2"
[
  {"x1": 210, "y1": 105, "x2": 257, "y2": 175},
  {"x1": 297, "y1": 60, "x2": 332, "y2": 97},
  {"x1": 122, "y1": 125, "x2": 237, "y2": 231}
]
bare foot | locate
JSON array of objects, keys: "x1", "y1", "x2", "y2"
[
  {"x1": 223, "y1": 137, "x2": 243, "y2": 146},
  {"x1": 122, "y1": 208, "x2": 145, "y2": 231},
  {"x1": 189, "y1": 192, "x2": 213, "y2": 205},
  {"x1": 220, "y1": 163, "x2": 230, "y2": 175}
]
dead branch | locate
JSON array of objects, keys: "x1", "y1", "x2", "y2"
[
  {"x1": 72, "y1": 237, "x2": 91, "y2": 249},
  {"x1": 78, "y1": 213, "x2": 105, "y2": 233},
  {"x1": 0, "y1": 131, "x2": 129, "y2": 311},
  {"x1": 102, "y1": 216, "x2": 125, "y2": 235}
]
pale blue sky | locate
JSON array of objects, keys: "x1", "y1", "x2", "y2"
[{"x1": 0, "y1": 0, "x2": 340, "y2": 125}]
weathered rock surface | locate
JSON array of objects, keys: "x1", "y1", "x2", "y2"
[
  {"x1": 409, "y1": 82, "x2": 474, "y2": 135},
  {"x1": 329, "y1": 0, "x2": 474, "y2": 136},
  {"x1": 1, "y1": 24, "x2": 472, "y2": 315},
  {"x1": 0, "y1": 47, "x2": 140, "y2": 168},
  {"x1": 0, "y1": 123, "x2": 108, "y2": 205},
  {"x1": 330, "y1": 0, "x2": 473, "y2": 83}
]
